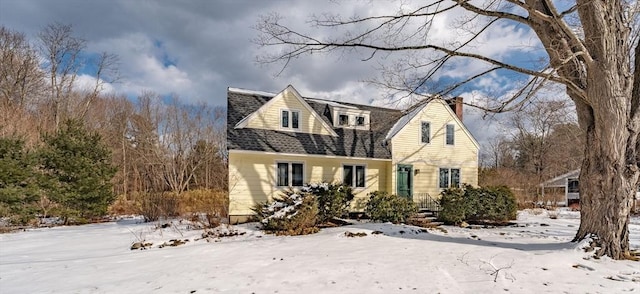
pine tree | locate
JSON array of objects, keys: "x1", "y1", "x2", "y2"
[
  {"x1": 0, "y1": 138, "x2": 40, "y2": 224},
  {"x1": 39, "y1": 119, "x2": 116, "y2": 222}
]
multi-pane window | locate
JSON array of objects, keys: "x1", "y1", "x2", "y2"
[
  {"x1": 445, "y1": 124, "x2": 455, "y2": 145},
  {"x1": 356, "y1": 116, "x2": 365, "y2": 126},
  {"x1": 339, "y1": 114, "x2": 349, "y2": 126},
  {"x1": 343, "y1": 165, "x2": 365, "y2": 188},
  {"x1": 292, "y1": 111, "x2": 299, "y2": 129},
  {"x1": 439, "y1": 168, "x2": 460, "y2": 188},
  {"x1": 277, "y1": 162, "x2": 304, "y2": 187},
  {"x1": 281, "y1": 110, "x2": 300, "y2": 129},
  {"x1": 421, "y1": 122, "x2": 431, "y2": 144},
  {"x1": 281, "y1": 111, "x2": 289, "y2": 128}
]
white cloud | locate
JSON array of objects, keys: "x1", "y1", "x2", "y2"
[
  {"x1": 89, "y1": 33, "x2": 194, "y2": 99},
  {"x1": 73, "y1": 74, "x2": 116, "y2": 94},
  {"x1": 0, "y1": 0, "x2": 563, "y2": 149}
]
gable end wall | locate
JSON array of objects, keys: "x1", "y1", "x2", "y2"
[
  {"x1": 244, "y1": 90, "x2": 333, "y2": 135},
  {"x1": 390, "y1": 100, "x2": 479, "y2": 198}
]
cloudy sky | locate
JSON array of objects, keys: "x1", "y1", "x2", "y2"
[{"x1": 0, "y1": 0, "x2": 557, "y2": 150}]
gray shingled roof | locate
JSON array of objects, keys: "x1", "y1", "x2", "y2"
[{"x1": 227, "y1": 89, "x2": 403, "y2": 159}]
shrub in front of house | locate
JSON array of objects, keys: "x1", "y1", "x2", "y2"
[
  {"x1": 252, "y1": 188, "x2": 319, "y2": 236},
  {"x1": 438, "y1": 187, "x2": 468, "y2": 225},
  {"x1": 365, "y1": 191, "x2": 418, "y2": 223},
  {"x1": 438, "y1": 185, "x2": 517, "y2": 225},
  {"x1": 466, "y1": 185, "x2": 517, "y2": 222},
  {"x1": 302, "y1": 182, "x2": 354, "y2": 223}
]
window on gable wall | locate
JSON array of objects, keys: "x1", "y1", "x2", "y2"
[
  {"x1": 281, "y1": 110, "x2": 289, "y2": 128},
  {"x1": 292, "y1": 111, "x2": 299, "y2": 129},
  {"x1": 439, "y1": 168, "x2": 460, "y2": 188},
  {"x1": 421, "y1": 122, "x2": 431, "y2": 144},
  {"x1": 343, "y1": 165, "x2": 365, "y2": 188},
  {"x1": 356, "y1": 116, "x2": 365, "y2": 126},
  {"x1": 277, "y1": 162, "x2": 304, "y2": 187},
  {"x1": 445, "y1": 124, "x2": 455, "y2": 145},
  {"x1": 281, "y1": 110, "x2": 300, "y2": 129}
]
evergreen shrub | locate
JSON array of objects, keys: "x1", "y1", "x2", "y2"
[
  {"x1": 253, "y1": 188, "x2": 319, "y2": 235},
  {"x1": 302, "y1": 182, "x2": 353, "y2": 222},
  {"x1": 438, "y1": 187, "x2": 468, "y2": 225},
  {"x1": 438, "y1": 185, "x2": 517, "y2": 225},
  {"x1": 364, "y1": 191, "x2": 417, "y2": 223},
  {"x1": 0, "y1": 138, "x2": 40, "y2": 225},
  {"x1": 39, "y1": 119, "x2": 117, "y2": 223}
]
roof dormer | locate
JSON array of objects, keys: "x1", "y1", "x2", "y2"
[{"x1": 330, "y1": 105, "x2": 370, "y2": 131}]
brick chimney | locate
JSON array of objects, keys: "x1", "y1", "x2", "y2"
[{"x1": 448, "y1": 97, "x2": 463, "y2": 121}]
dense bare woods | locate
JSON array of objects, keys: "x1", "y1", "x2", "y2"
[{"x1": 0, "y1": 24, "x2": 228, "y2": 225}]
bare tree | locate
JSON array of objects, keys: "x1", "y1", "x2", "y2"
[
  {"x1": 255, "y1": 1, "x2": 640, "y2": 259},
  {"x1": 0, "y1": 26, "x2": 45, "y2": 109},
  {"x1": 128, "y1": 92, "x2": 165, "y2": 193},
  {"x1": 38, "y1": 23, "x2": 119, "y2": 132},
  {"x1": 510, "y1": 100, "x2": 572, "y2": 183},
  {"x1": 0, "y1": 26, "x2": 46, "y2": 144},
  {"x1": 482, "y1": 135, "x2": 515, "y2": 169},
  {"x1": 38, "y1": 22, "x2": 84, "y2": 131},
  {"x1": 77, "y1": 52, "x2": 120, "y2": 120},
  {"x1": 158, "y1": 97, "x2": 226, "y2": 195}
]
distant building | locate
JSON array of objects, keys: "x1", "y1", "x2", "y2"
[{"x1": 541, "y1": 169, "x2": 640, "y2": 211}]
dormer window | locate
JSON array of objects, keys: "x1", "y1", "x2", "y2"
[
  {"x1": 329, "y1": 104, "x2": 370, "y2": 130},
  {"x1": 281, "y1": 110, "x2": 300, "y2": 130},
  {"x1": 339, "y1": 114, "x2": 349, "y2": 126}
]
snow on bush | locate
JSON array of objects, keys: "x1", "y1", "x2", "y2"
[
  {"x1": 302, "y1": 182, "x2": 354, "y2": 222},
  {"x1": 252, "y1": 188, "x2": 318, "y2": 235}
]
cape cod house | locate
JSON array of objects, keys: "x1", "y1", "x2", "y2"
[{"x1": 227, "y1": 85, "x2": 479, "y2": 223}]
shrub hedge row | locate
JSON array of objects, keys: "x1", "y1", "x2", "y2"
[
  {"x1": 438, "y1": 185, "x2": 517, "y2": 225},
  {"x1": 253, "y1": 183, "x2": 418, "y2": 235}
]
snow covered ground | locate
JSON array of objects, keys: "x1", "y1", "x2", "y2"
[{"x1": 1, "y1": 210, "x2": 638, "y2": 294}]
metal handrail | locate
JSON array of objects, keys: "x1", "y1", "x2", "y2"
[{"x1": 414, "y1": 192, "x2": 441, "y2": 212}]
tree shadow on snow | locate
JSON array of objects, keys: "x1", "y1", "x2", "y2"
[{"x1": 346, "y1": 222, "x2": 578, "y2": 252}]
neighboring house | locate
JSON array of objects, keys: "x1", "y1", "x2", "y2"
[
  {"x1": 541, "y1": 169, "x2": 640, "y2": 208},
  {"x1": 540, "y1": 169, "x2": 581, "y2": 207},
  {"x1": 227, "y1": 85, "x2": 479, "y2": 223}
]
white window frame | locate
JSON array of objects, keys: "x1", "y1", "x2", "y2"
[
  {"x1": 439, "y1": 167, "x2": 461, "y2": 189},
  {"x1": 445, "y1": 123, "x2": 455, "y2": 146},
  {"x1": 275, "y1": 161, "x2": 305, "y2": 187},
  {"x1": 332, "y1": 109, "x2": 370, "y2": 130},
  {"x1": 342, "y1": 164, "x2": 366, "y2": 188},
  {"x1": 338, "y1": 113, "x2": 350, "y2": 126},
  {"x1": 420, "y1": 121, "x2": 431, "y2": 144},
  {"x1": 280, "y1": 109, "x2": 301, "y2": 131}
]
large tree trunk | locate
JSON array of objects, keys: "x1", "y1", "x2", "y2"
[
  {"x1": 567, "y1": 0, "x2": 640, "y2": 259},
  {"x1": 525, "y1": 0, "x2": 640, "y2": 259},
  {"x1": 573, "y1": 93, "x2": 639, "y2": 258}
]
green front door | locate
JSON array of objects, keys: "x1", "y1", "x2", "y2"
[{"x1": 397, "y1": 164, "x2": 413, "y2": 198}]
